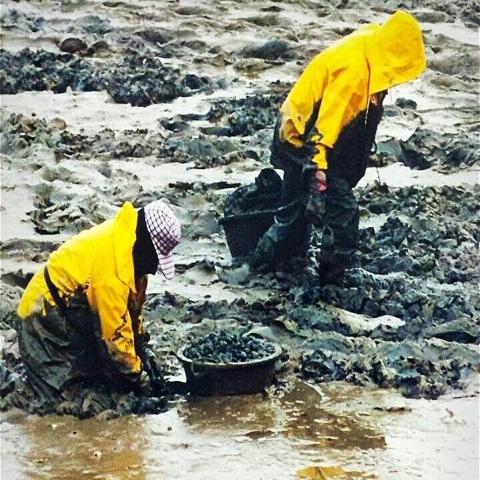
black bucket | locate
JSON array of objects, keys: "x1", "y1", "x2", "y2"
[
  {"x1": 177, "y1": 343, "x2": 282, "y2": 396},
  {"x1": 219, "y1": 201, "x2": 299, "y2": 258},
  {"x1": 219, "y1": 208, "x2": 275, "y2": 258}
]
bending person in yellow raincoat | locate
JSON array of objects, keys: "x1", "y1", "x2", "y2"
[
  {"x1": 250, "y1": 11, "x2": 426, "y2": 285},
  {"x1": 17, "y1": 200, "x2": 181, "y2": 409}
]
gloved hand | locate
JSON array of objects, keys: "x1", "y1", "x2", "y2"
[
  {"x1": 138, "y1": 370, "x2": 150, "y2": 390},
  {"x1": 141, "y1": 348, "x2": 165, "y2": 394},
  {"x1": 304, "y1": 167, "x2": 326, "y2": 225},
  {"x1": 125, "y1": 369, "x2": 150, "y2": 395},
  {"x1": 315, "y1": 169, "x2": 327, "y2": 192}
]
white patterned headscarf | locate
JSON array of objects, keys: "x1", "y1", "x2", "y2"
[{"x1": 144, "y1": 200, "x2": 181, "y2": 280}]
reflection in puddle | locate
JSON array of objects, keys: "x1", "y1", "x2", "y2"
[{"x1": 178, "y1": 381, "x2": 385, "y2": 451}]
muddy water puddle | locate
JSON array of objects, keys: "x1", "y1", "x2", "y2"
[{"x1": 2, "y1": 381, "x2": 478, "y2": 480}]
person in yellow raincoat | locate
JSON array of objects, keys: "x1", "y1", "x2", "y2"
[
  {"x1": 16, "y1": 200, "x2": 181, "y2": 410},
  {"x1": 249, "y1": 11, "x2": 426, "y2": 285}
]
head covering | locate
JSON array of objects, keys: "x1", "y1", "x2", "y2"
[
  {"x1": 280, "y1": 10, "x2": 425, "y2": 153},
  {"x1": 365, "y1": 11, "x2": 426, "y2": 94},
  {"x1": 144, "y1": 200, "x2": 181, "y2": 280}
]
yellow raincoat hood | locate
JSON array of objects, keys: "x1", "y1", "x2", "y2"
[
  {"x1": 280, "y1": 10, "x2": 426, "y2": 169},
  {"x1": 366, "y1": 11, "x2": 426, "y2": 94}
]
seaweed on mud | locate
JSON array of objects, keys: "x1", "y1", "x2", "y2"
[
  {"x1": 0, "y1": 48, "x2": 104, "y2": 94},
  {"x1": 106, "y1": 55, "x2": 211, "y2": 106},
  {"x1": 0, "y1": 112, "x2": 90, "y2": 157},
  {"x1": 375, "y1": 127, "x2": 480, "y2": 172},
  {"x1": 0, "y1": 49, "x2": 211, "y2": 106},
  {"x1": 238, "y1": 39, "x2": 294, "y2": 61},
  {"x1": 76, "y1": 14, "x2": 113, "y2": 35},
  {"x1": 1, "y1": 112, "x2": 171, "y2": 162},
  {"x1": 161, "y1": 135, "x2": 244, "y2": 166},
  {"x1": 312, "y1": 184, "x2": 480, "y2": 323},
  {"x1": 302, "y1": 337, "x2": 479, "y2": 399},
  {"x1": 204, "y1": 87, "x2": 289, "y2": 137}
]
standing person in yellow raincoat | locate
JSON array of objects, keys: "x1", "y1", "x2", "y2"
[
  {"x1": 16, "y1": 200, "x2": 181, "y2": 414},
  {"x1": 249, "y1": 11, "x2": 426, "y2": 285}
]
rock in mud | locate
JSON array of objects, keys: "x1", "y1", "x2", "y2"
[
  {"x1": 85, "y1": 40, "x2": 110, "y2": 57},
  {"x1": 239, "y1": 39, "x2": 293, "y2": 61},
  {"x1": 59, "y1": 37, "x2": 88, "y2": 54}
]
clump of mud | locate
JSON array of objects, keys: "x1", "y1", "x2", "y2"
[
  {"x1": 0, "y1": 48, "x2": 211, "y2": 105},
  {"x1": 301, "y1": 336, "x2": 477, "y2": 399},
  {"x1": 0, "y1": 111, "x2": 89, "y2": 157},
  {"x1": 107, "y1": 55, "x2": 211, "y2": 106},
  {"x1": 0, "y1": 111, "x2": 168, "y2": 161},
  {"x1": 238, "y1": 39, "x2": 294, "y2": 61},
  {"x1": 1, "y1": 7, "x2": 45, "y2": 32},
  {"x1": 162, "y1": 134, "x2": 246, "y2": 167},
  {"x1": 1, "y1": 364, "x2": 169, "y2": 419},
  {"x1": 184, "y1": 330, "x2": 276, "y2": 363},
  {"x1": 208, "y1": 179, "x2": 479, "y2": 399},
  {"x1": 0, "y1": 48, "x2": 103, "y2": 94},
  {"x1": 0, "y1": 286, "x2": 171, "y2": 419},
  {"x1": 203, "y1": 86, "x2": 288, "y2": 137},
  {"x1": 315, "y1": 184, "x2": 479, "y2": 321},
  {"x1": 376, "y1": 128, "x2": 480, "y2": 171},
  {"x1": 290, "y1": 182, "x2": 480, "y2": 398}
]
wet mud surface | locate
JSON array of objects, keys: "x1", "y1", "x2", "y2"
[
  {"x1": 1, "y1": 0, "x2": 479, "y2": 477},
  {"x1": 2, "y1": 381, "x2": 479, "y2": 479}
]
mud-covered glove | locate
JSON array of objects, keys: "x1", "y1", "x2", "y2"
[
  {"x1": 304, "y1": 166, "x2": 326, "y2": 225},
  {"x1": 141, "y1": 348, "x2": 165, "y2": 394}
]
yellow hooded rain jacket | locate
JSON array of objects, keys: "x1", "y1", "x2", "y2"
[
  {"x1": 17, "y1": 202, "x2": 143, "y2": 375},
  {"x1": 280, "y1": 10, "x2": 426, "y2": 169}
]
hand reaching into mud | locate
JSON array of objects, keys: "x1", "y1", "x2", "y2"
[{"x1": 142, "y1": 349, "x2": 165, "y2": 394}]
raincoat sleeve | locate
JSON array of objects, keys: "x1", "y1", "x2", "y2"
[
  {"x1": 93, "y1": 282, "x2": 142, "y2": 376},
  {"x1": 310, "y1": 142, "x2": 328, "y2": 170},
  {"x1": 280, "y1": 53, "x2": 330, "y2": 169},
  {"x1": 312, "y1": 61, "x2": 369, "y2": 170}
]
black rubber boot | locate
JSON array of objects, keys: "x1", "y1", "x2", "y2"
[{"x1": 318, "y1": 254, "x2": 349, "y2": 287}]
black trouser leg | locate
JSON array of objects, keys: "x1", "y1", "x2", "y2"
[
  {"x1": 318, "y1": 175, "x2": 359, "y2": 285},
  {"x1": 18, "y1": 291, "x2": 135, "y2": 405}
]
